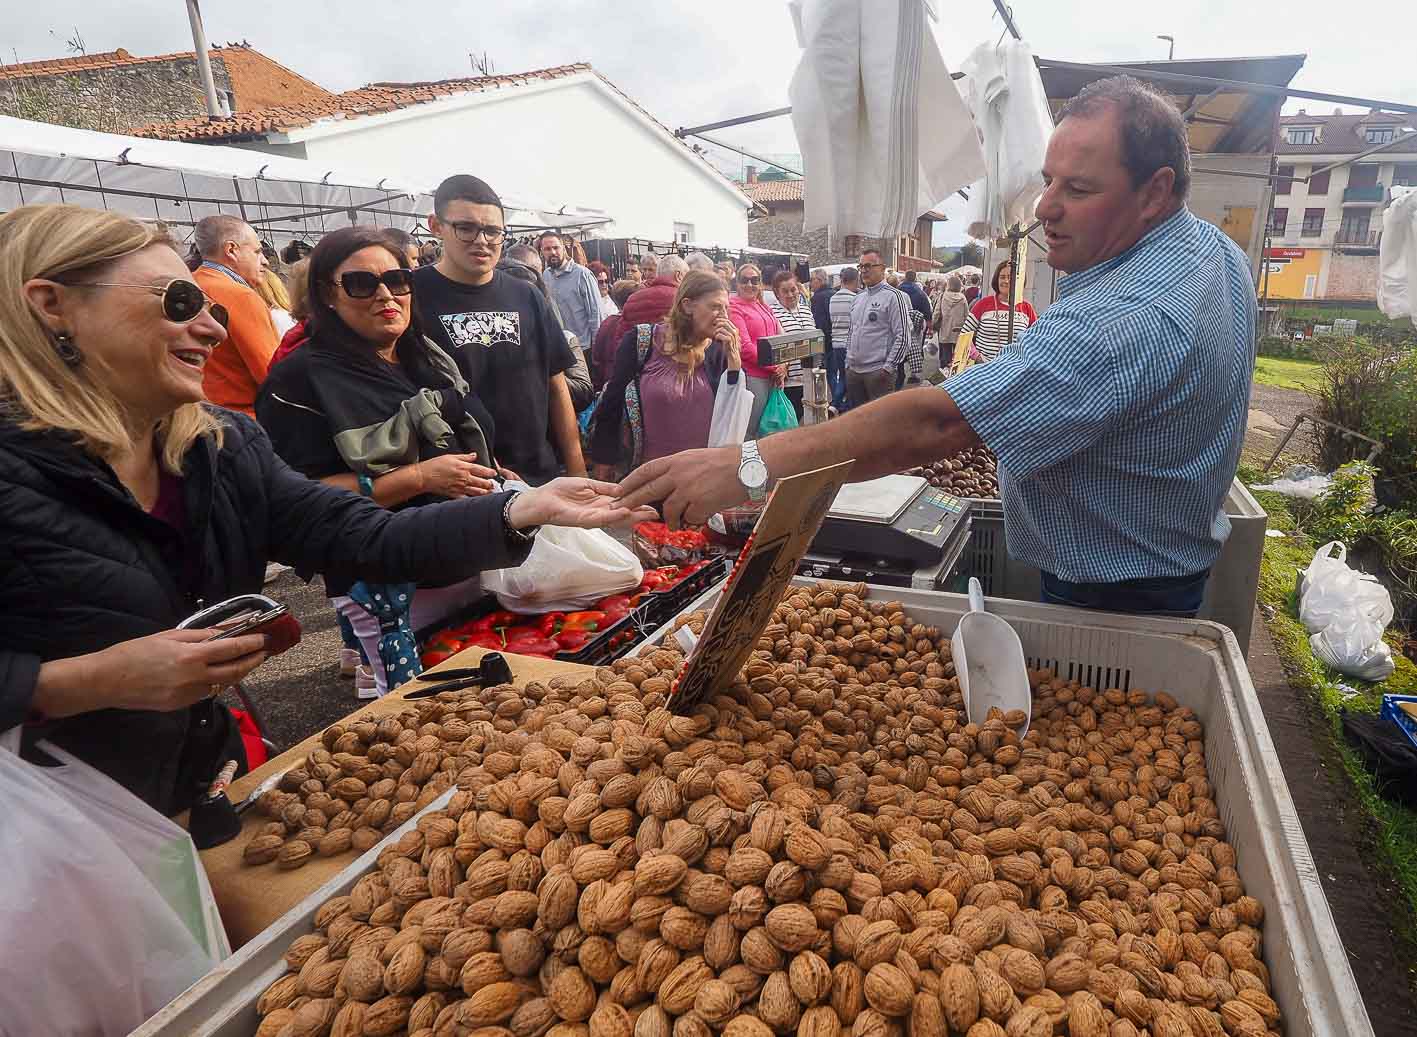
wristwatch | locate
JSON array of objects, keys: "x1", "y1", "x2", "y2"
[{"x1": 738, "y1": 440, "x2": 769, "y2": 502}]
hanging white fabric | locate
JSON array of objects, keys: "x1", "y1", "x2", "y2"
[
  {"x1": 1378, "y1": 186, "x2": 1417, "y2": 325},
  {"x1": 958, "y1": 38, "x2": 1055, "y2": 240},
  {"x1": 787, "y1": 0, "x2": 985, "y2": 241}
]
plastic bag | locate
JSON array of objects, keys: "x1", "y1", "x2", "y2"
[
  {"x1": 482, "y1": 525, "x2": 643, "y2": 613},
  {"x1": 758, "y1": 388, "x2": 799, "y2": 437},
  {"x1": 0, "y1": 734, "x2": 226, "y2": 1036},
  {"x1": 1297, "y1": 541, "x2": 1396, "y2": 680},
  {"x1": 1254, "y1": 463, "x2": 1334, "y2": 500},
  {"x1": 708, "y1": 372, "x2": 754, "y2": 449}
]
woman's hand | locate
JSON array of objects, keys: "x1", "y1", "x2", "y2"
[
  {"x1": 32, "y1": 629, "x2": 269, "y2": 720},
  {"x1": 772, "y1": 365, "x2": 788, "y2": 388},
  {"x1": 418, "y1": 453, "x2": 499, "y2": 497},
  {"x1": 496, "y1": 466, "x2": 521, "y2": 485},
  {"x1": 507, "y1": 478, "x2": 659, "y2": 529},
  {"x1": 713, "y1": 318, "x2": 742, "y2": 371}
]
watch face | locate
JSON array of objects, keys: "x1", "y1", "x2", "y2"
[{"x1": 740, "y1": 459, "x2": 768, "y2": 488}]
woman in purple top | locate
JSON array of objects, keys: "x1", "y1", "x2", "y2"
[{"x1": 590, "y1": 271, "x2": 742, "y2": 479}]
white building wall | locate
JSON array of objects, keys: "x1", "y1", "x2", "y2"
[
  {"x1": 1187, "y1": 153, "x2": 1271, "y2": 272},
  {"x1": 282, "y1": 79, "x2": 749, "y2": 247}
]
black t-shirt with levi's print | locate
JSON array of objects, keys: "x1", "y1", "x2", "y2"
[{"x1": 413, "y1": 265, "x2": 576, "y2": 483}]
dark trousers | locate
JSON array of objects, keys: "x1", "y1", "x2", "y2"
[
  {"x1": 826, "y1": 348, "x2": 847, "y2": 410},
  {"x1": 1040, "y1": 569, "x2": 1211, "y2": 619},
  {"x1": 846, "y1": 368, "x2": 895, "y2": 409}
]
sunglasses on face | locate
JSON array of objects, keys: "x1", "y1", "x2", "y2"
[
  {"x1": 76, "y1": 278, "x2": 228, "y2": 328},
  {"x1": 447, "y1": 221, "x2": 507, "y2": 244},
  {"x1": 333, "y1": 269, "x2": 414, "y2": 299},
  {"x1": 740, "y1": 276, "x2": 762, "y2": 285}
]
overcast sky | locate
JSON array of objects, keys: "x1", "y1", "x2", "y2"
[{"x1": 5, "y1": 1, "x2": 1415, "y2": 244}]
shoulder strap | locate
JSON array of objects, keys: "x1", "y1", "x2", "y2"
[{"x1": 634, "y1": 324, "x2": 655, "y2": 373}]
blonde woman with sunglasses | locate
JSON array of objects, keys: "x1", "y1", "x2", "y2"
[{"x1": 0, "y1": 205, "x2": 654, "y2": 817}]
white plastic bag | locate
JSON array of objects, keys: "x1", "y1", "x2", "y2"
[
  {"x1": 1297, "y1": 541, "x2": 1396, "y2": 680},
  {"x1": 483, "y1": 525, "x2": 643, "y2": 612},
  {"x1": 708, "y1": 371, "x2": 755, "y2": 449},
  {"x1": 0, "y1": 734, "x2": 226, "y2": 1037}
]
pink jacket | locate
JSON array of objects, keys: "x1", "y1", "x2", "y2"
[{"x1": 729, "y1": 296, "x2": 783, "y2": 380}]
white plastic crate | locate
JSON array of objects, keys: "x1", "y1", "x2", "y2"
[
  {"x1": 638, "y1": 580, "x2": 1370, "y2": 1037},
  {"x1": 957, "y1": 480, "x2": 1268, "y2": 656}
]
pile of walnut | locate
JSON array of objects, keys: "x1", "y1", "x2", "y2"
[
  {"x1": 254, "y1": 583, "x2": 1281, "y2": 1037},
  {"x1": 905, "y1": 448, "x2": 998, "y2": 500}
]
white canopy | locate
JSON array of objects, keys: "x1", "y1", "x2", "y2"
[{"x1": 0, "y1": 115, "x2": 609, "y2": 247}]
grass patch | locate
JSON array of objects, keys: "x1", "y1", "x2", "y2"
[
  {"x1": 1253, "y1": 355, "x2": 1325, "y2": 393},
  {"x1": 1241, "y1": 469, "x2": 1417, "y2": 942}
]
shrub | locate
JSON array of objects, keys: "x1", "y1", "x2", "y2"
[{"x1": 1310, "y1": 338, "x2": 1417, "y2": 506}]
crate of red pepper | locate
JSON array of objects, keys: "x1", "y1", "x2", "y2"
[
  {"x1": 417, "y1": 556, "x2": 729, "y2": 669},
  {"x1": 631, "y1": 521, "x2": 711, "y2": 568}
]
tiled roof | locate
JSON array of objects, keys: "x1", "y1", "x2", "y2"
[
  {"x1": 0, "y1": 44, "x2": 332, "y2": 114},
  {"x1": 215, "y1": 45, "x2": 333, "y2": 111},
  {"x1": 1276, "y1": 112, "x2": 1417, "y2": 155},
  {"x1": 742, "y1": 179, "x2": 805, "y2": 203},
  {"x1": 129, "y1": 63, "x2": 596, "y2": 141}
]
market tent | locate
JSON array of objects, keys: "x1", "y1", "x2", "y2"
[{"x1": 0, "y1": 114, "x2": 609, "y2": 247}]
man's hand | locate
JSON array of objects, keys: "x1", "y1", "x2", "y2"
[
  {"x1": 509, "y1": 477, "x2": 659, "y2": 529},
  {"x1": 418, "y1": 453, "x2": 498, "y2": 497},
  {"x1": 617, "y1": 446, "x2": 745, "y2": 528}
]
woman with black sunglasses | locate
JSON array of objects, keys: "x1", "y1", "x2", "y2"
[{"x1": 0, "y1": 205, "x2": 653, "y2": 817}]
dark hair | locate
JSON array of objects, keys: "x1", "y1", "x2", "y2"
[
  {"x1": 306, "y1": 226, "x2": 445, "y2": 383},
  {"x1": 588, "y1": 260, "x2": 610, "y2": 279},
  {"x1": 840, "y1": 266, "x2": 860, "y2": 285},
  {"x1": 860, "y1": 247, "x2": 882, "y2": 262},
  {"x1": 904, "y1": 269, "x2": 918, "y2": 283},
  {"x1": 536, "y1": 230, "x2": 562, "y2": 247},
  {"x1": 433, "y1": 174, "x2": 503, "y2": 218},
  {"x1": 280, "y1": 239, "x2": 313, "y2": 265},
  {"x1": 382, "y1": 227, "x2": 418, "y2": 257},
  {"x1": 1057, "y1": 74, "x2": 1191, "y2": 198},
  {"x1": 770, "y1": 269, "x2": 796, "y2": 290},
  {"x1": 990, "y1": 260, "x2": 1013, "y2": 294}
]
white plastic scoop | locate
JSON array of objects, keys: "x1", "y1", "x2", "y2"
[{"x1": 951, "y1": 578, "x2": 1032, "y2": 736}]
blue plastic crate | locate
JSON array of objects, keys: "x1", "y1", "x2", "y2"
[{"x1": 1380, "y1": 694, "x2": 1417, "y2": 752}]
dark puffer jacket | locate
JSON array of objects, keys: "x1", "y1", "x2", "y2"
[{"x1": 0, "y1": 408, "x2": 530, "y2": 814}]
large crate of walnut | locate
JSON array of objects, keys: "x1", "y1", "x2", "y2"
[{"x1": 640, "y1": 581, "x2": 1369, "y2": 1037}]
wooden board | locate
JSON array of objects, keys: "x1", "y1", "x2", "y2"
[
  {"x1": 189, "y1": 647, "x2": 596, "y2": 949},
  {"x1": 668, "y1": 462, "x2": 853, "y2": 714}
]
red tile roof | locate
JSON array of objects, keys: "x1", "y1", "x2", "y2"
[
  {"x1": 0, "y1": 44, "x2": 332, "y2": 114},
  {"x1": 742, "y1": 179, "x2": 805, "y2": 203},
  {"x1": 129, "y1": 63, "x2": 596, "y2": 141}
]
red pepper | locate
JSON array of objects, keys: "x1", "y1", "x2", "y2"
[
  {"x1": 598, "y1": 595, "x2": 633, "y2": 611},
  {"x1": 504, "y1": 636, "x2": 560, "y2": 656},
  {"x1": 537, "y1": 612, "x2": 566, "y2": 636},
  {"x1": 462, "y1": 632, "x2": 505, "y2": 650},
  {"x1": 554, "y1": 629, "x2": 593, "y2": 651},
  {"x1": 639, "y1": 572, "x2": 668, "y2": 590},
  {"x1": 563, "y1": 611, "x2": 606, "y2": 632}
]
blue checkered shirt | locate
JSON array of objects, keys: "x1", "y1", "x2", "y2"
[{"x1": 945, "y1": 208, "x2": 1256, "y2": 583}]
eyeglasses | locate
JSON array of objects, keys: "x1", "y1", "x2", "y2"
[
  {"x1": 332, "y1": 269, "x2": 414, "y2": 299},
  {"x1": 740, "y1": 276, "x2": 762, "y2": 285},
  {"x1": 447, "y1": 220, "x2": 507, "y2": 244},
  {"x1": 596, "y1": 277, "x2": 609, "y2": 286},
  {"x1": 859, "y1": 262, "x2": 884, "y2": 270},
  {"x1": 74, "y1": 279, "x2": 228, "y2": 328}
]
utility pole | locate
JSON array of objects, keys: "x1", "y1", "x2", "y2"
[
  {"x1": 1157, "y1": 35, "x2": 1175, "y2": 60},
  {"x1": 185, "y1": 0, "x2": 223, "y2": 119}
]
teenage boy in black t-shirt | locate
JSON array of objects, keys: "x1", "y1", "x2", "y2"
[{"x1": 414, "y1": 175, "x2": 585, "y2": 484}]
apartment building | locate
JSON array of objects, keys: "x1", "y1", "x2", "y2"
[{"x1": 1264, "y1": 109, "x2": 1417, "y2": 301}]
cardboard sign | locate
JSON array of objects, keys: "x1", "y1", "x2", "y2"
[{"x1": 667, "y1": 460, "x2": 854, "y2": 715}]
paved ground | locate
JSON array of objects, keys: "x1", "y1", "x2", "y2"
[{"x1": 1245, "y1": 382, "x2": 1318, "y2": 466}]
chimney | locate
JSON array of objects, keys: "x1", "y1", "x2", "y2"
[{"x1": 746, "y1": 165, "x2": 758, "y2": 184}]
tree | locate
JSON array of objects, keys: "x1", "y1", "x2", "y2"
[
  {"x1": 758, "y1": 167, "x2": 791, "y2": 182},
  {"x1": 959, "y1": 242, "x2": 985, "y2": 269}
]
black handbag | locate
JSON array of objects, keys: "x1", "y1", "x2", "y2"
[{"x1": 1341, "y1": 709, "x2": 1417, "y2": 807}]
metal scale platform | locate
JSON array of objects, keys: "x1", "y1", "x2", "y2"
[{"x1": 798, "y1": 474, "x2": 973, "y2": 590}]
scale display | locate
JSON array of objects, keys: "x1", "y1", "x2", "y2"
[
  {"x1": 756, "y1": 330, "x2": 825, "y2": 367},
  {"x1": 811, "y1": 474, "x2": 969, "y2": 567}
]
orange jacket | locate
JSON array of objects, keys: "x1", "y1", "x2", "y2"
[{"x1": 195, "y1": 265, "x2": 278, "y2": 416}]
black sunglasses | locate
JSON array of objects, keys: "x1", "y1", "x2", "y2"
[
  {"x1": 333, "y1": 269, "x2": 414, "y2": 299},
  {"x1": 740, "y1": 276, "x2": 762, "y2": 285},
  {"x1": 76, "y1": 278, "x2": 228, "y2": 328}
]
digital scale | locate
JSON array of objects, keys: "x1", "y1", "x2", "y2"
[
  {"x1": 801, "y1": 474, "x2": 973, "y2": 590},
  {"x1": 755, "y1": 329, "x2": 825, "y2": 367}
]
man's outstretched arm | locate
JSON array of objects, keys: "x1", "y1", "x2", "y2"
[{"x1": 617, "y1": 386, "x2": 979, "y2": 527}]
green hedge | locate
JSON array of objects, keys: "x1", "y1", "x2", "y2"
[{"x1": 1258, "y1": 336, "x2": 1317, "y2": 358}]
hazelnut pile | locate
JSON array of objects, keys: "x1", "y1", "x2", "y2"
[
  {"x1": 905, "y1": 448, "x2": 998, "y2": 499},
  {"x1": 253, "y1": 583, "x2": 1280, "y2": 1037}
]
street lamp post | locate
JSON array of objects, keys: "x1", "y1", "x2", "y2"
[{"x1": 1157, "y1": 35, "x2": 1176, "y2": 60}]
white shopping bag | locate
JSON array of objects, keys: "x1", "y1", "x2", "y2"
[
  {"x1": 483, "y1": 525, "x2": 643, "y2": 612},
  {"x1": 0, "y1": 733, "x2": 226, "y2": 1037},
  {"x1": 708, "y1": 371, "x2": 755, "y2": 449},
  {"x1": 1297, "y1": 541, "x2": 1396, "y2": 681}
]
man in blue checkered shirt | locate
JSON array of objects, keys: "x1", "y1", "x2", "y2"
[{"x1": 620, "y1": 76, "x2": 1257, "y2": 618}]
